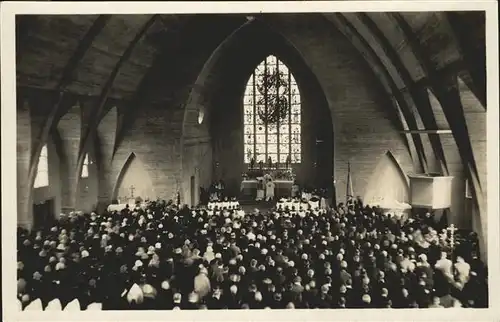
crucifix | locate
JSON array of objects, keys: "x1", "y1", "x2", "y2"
[
  {"x1": 129, "y1": 185, "x2": 136, "y2": 198},
  {"x1": 447, "y1": 224, "x2": 458, "y2": 253}
]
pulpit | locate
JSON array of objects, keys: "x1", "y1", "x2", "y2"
[
  {"x1": 408, "y1": 174, "x2": 454, "y2": 226},
  {"x1": 408, "y1": 174, "x2": 454, "y2": 209}
]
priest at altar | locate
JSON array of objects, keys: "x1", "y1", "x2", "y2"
[
  {"x1": 241, "y1": 173, "x2": 294, "y2": 200},
  {"x1": 265, "y1": 176, "x2": 275, "y2": 201}
]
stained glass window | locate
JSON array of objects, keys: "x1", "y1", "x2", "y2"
[
  {"x1": 34, "y1": 145, "x2": 49, "y2": 188},
  {"x1": 243, "y1": 55, "x2": 301, "y2": 164},
  {"x1": 81, "y1": 153, "x2": 91, "y2": 178}
]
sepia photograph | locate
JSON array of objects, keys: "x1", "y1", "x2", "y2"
[{"x1": 1, "y1": 1, "x2": 499, "y2": 321}]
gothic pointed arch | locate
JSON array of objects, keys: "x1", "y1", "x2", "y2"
[
  {"x1": 363, "y1": 150, "x2": 410, "y2": 206},
  {"x1": 112, "y1": 152, "x2": 154, "y2": 202},
  {"x1": 243, "y1": 54, "x2": 302, "y2": 164},
  {"x1": 112, "y1": 152, "x2": 136, "y2": 200}
]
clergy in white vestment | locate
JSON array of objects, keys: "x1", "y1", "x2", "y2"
[
  {"x1": 265, "y1": 179, "x2": 275, "y2": 201},
  {"x1": 221, "y1": 198, "x2": 229, "y2": 209}
]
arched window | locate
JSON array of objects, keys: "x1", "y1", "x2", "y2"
[
  {"x1": 34, "y1": 144, "x2": 49, "y2": 188},
  {"x1": 81, "y1": 153, "x2": 91, "y2": 178},
  {"x1": 243, "y1": 55, "x2": 301, "y2": 164}
]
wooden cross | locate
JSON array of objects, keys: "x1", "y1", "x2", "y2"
[{"x1": 129, "y1": 185, "x2": 136, "y2": 198}]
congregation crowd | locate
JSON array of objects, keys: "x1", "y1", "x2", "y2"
[{"x1": 17, "y1": 198, "x2": 488, "y2": 310}]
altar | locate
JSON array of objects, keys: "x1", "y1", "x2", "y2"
[
  {"x1": 240, "y1": 164, "x2": 296, "y2": 200},
  {"x1": 107, "y1": 201, "x2": 148, "y2": 212},
  {"x1": 240, "y1": 179, "x2": 293, "y2": 199},
  {"x1": 107, "y1": 185, "x2": 147, "y2": 212}
]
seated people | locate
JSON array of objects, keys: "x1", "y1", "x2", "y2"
[{"x1": 17, "y1": 196, "x2": 487, "y2": 310}]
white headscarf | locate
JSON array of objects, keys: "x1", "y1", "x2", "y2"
[
  {"x1": 86, "y1": 303, "x2": 102, "y2": 310},
  {"x1": 127, "y1": 283, "x2": 144, "y2": 304},
  {"x1": 64, "y1": 299, "x2": 81, "y2": 311},
  {"x1": 45, "y1": 299, "x2": 62, "y2": 311},
  {"x1": 24, "y1": 299, "x2": 42, "y2": 311}
]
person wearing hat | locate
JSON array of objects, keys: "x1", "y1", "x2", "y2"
[
  {"x1": 289, "y1": 276, "x2": 304, "y2": 302},
  {"x1": 207, "y1": 286, "x2": 224, "y2": 309}
]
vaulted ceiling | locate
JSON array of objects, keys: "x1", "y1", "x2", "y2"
[
  {"x1": 16, "y1": 12, "x2": 485, "y2": 104},
  {"x1": 16, "y1": 13, "x2": 485, "y2": 108}
]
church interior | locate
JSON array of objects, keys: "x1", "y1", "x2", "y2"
[{"x1": 15, "y1": 12, "x2": 489, "y2": 310}]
